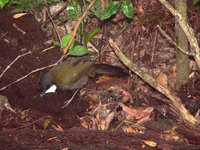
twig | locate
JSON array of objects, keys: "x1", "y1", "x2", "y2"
[
  {"x1": 151, "y1": 30, "x2": 157, "y2": 62},
  {"x1": 0, "y1": 116, "x2": 47, "y2": 134},
  {"x1": 0, "y1": 51, "x2": 32, "y2": 79},
  {"x1": 127, "y1": 41, "x2": 135, "y2": 90},
  {"x1": 41, "y1": 3, "x2": 67, "y2": 28},
  {"x1": 94, "y1": 21, "x2": 129, "y2": 60},
  {"x1": 13, "y1": 23, "x2": 26, "y2": 35},
  {"x1": 43, "y1": 0, "x2": 62, "y2": 48},
  {"x1": 0, "y1": 32, "x2": 8, "y2": 40},
  {"x1": 0, "y1": 63, "x2": 57, "y2": 91},
  {"x1": 157, "y1": 25, "x2": 194, "y2": 56}
]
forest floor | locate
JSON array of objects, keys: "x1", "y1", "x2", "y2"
[{"x1": 0, "y1": 1, "x2": 200, "y2": 150}]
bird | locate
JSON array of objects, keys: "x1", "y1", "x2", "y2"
[{"x1": 39, "y1": 57, "x2": 128, "y2": 98}]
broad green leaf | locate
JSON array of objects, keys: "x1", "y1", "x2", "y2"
[
  {"x1": 0, "y1": 0, "x2": 9, "y2": 9},
  {"x1": 68, "y1": 45, "x2": 88, "y2": 56},
  {"x1": 87, "y1": 28, "x2": 100, "y2": 43},
  {"x1": 101, "y1": 1, "x2": 120, "y2": 20},
  {"x1": 61, "y1": 33, "x2": 75, "y2": 49},
  {"x1": 90, "y1": 0, "x2": 102, "y2": 19},
  {"x1": 121, "y1": 1, "x2": 133, "y2": 19}
]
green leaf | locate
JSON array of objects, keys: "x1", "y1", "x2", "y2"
[
  {"x1": 121, "y1": 1, "x2": 133, "y2": 19},
  {"x1": 0, "y1": 0, "x2": 9, "y2": 9},
  {"x1": 53, "y1": 41, "x2": 60, "y2": 47},
  {"x1": 88, "y1": 51, "x2": 97, "y2": 55},
  {"x1": 68, "y1": 45, "x2": 88, "y2": 56},
  {"x1": 101, "y1": 1, "x2": 120, "y2": 20},
  {"x1": 194, "y1": 0, "x2": 199, "y2": 4},
  {"x1": 41, "y1": 46, "x2": 55, "y2": 53},
  {"x1": 90, "y1": 0, "x2": 102, "y2": 19},
  {"x1": 87, "y1": 28, "x2": 100, "y2": 43},
  {"x1": 61, "y1": 33, "x2": 75, "y2": 49},
  {"x1": 67, "y1": 2, "x2": 77, "y2": 18},
  {"x1": 66, "y1": 0, "x2": 81, "y2": 19}
]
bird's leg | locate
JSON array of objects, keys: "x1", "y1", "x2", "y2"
[{"x1": 62, "y1": 89, "x2": 79, "y2": 108}]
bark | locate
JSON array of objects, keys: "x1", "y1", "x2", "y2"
[{"x1": 175, "y1": 0, "x2": 190, "y2": 90}]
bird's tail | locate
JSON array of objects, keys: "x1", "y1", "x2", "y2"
[{"x1": 93, "y1": 64, "x2": 129, "y2": 77}]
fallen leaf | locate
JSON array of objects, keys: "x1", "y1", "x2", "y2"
[
  {"x1": 156, "y1": 72, "x2": 168, "y2": 88},
  {"x1": 13, "y1": 13, "x2": 27, "y2": 18},
  {"x1": 119, "y1": 102, "x2": 154, "y2": 121},
  {"x1": 141, "y1": 140, "x2": 157, "y2": 147}
]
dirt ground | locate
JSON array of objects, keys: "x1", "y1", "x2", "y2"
[{"x1": 0, "y1": 3, "x2": 200, "y2": 150}]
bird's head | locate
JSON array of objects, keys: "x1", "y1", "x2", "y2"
[{"x1": 39, "y1": 72, "x2": 57, "y2": 98}]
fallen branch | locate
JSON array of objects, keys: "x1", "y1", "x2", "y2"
[
  {"x1": 158, "y1": 0, "x2": 200, "y2": 69},
  {"x1": 109, "y1": 38, "x2": 200, "y2": 128},
  {"x1": 157, "y1": 25, "x2": 194, "y2": 56}
]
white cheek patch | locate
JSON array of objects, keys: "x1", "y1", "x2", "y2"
[{"x1": 45, "y1": 85, "x2": 57, "y2": 94}]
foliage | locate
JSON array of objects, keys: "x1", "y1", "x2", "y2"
[
  {"x1": 67, "y1": 0, "x2": 90, "y2": 22},
  {"x1": 66, "y1": 0, "x2": 82, "y2": 19},
  {"x1": 67, "y1": 0, "x2": 134, "y2": 20},
  {"x1": 66, "y1": 0, "x2": 87, "y2": 46},
  {"x1": 66, "y1": 0, "x2": 133, "y2": 53},
  {"x1": 0, "y1": 0, "x2": 9, "y2": 9},
  {"x1": 101, "y1": 1, "x2": 121, "y2": 20},
  {"x1": 86, "y1": 27, "x2": 100, "y2": 43},
  {"x1": 91, "y1": 0, "x2": 134, "y2": 20},
  {"x1": 54, "y1": 28, "x2": 99, "y2": 56},
  {"x1": 121, "y1": 1, "x2": 134, "y2": 19},
  {"x1": 7, "y1": 0, "x2": 60, "y2": 12},
  {"x1": 61, "y1": 33, "x2": 76, "y2": 50},
  {"x1": 66, "y1": 0, "x2": 133, "y2": 55},
  {"x1": 60, "y1": 33, "x2": 89, "y2": 56},
  {"x1": 1, "y1": 0, "x2": 133, "y2": 56},
  {"x1": 194, "y1": 0, "x2": 199, "y2": 4}
]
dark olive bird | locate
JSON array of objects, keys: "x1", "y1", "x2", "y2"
[{"x1": 39, "y1": 58, "x2": 128, "y2": 97}]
